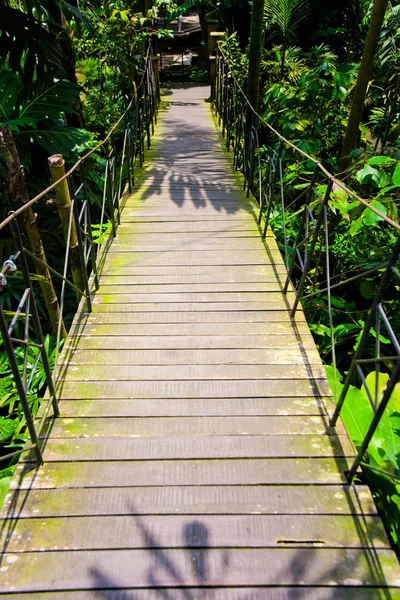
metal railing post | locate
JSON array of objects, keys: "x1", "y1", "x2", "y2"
[{"x1": 10, "y1": 218, "x2": 59, "y2": 419}]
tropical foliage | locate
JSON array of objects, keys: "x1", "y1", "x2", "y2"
[{"x1": 1, "y1": 0, "x2": 400, "y2": 552}]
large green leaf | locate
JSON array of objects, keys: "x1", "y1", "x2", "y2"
[
  {"x1": 21, "y1": 125, "x2": 93, "y2": 158},
  {"x1": 361, "y1": 372, "x2": 400, "y2": 411},
  {"x1": 18, "y1": 79, "x2": 81, "y2": 122},
  {"x1": 393, "y1": 164, "x2": 400, "y2": 186},
  {"x1": 370, "y1": 411, "x2": 400, "y2": 472},
  {"x1": 325, "y1": 365, "x2": 374, "y2": 447},
  {"x1": 360, "y1": 372, "x2": 400, "y2": 472},
  {"x1": 362, "y1": 199, "x2": 387, "y2": 226},
  {"x1": 0, "y1": 6, "x2": 63, "y2": 82},
  {"x1": 0, "y1": 71, "x2": 23, "y2": 122},
  {"x1": 367, "y1": 156, "x2": 396, "y2": 167}
]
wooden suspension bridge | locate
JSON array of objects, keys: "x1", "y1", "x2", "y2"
[{"x1": 0, "y1": 85, "x2": 399, "y2": 598}]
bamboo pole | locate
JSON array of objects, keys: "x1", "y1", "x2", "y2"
[
  {"x1": 48, "y1": 154, "x2": 85, "y2": 300},
  {"x1": 0, "y1": 126, "x2": 67, "y2": 338}
]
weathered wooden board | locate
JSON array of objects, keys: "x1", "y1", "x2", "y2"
[
  {"x1": 100, "y1": 264, "x2": 288, "y2": 278},
  {"x1": 1, "y1": 548, "x2": 399, "y2": 591},
  {"x1": 4, "y1": 589, "x2": 400, "y2": 600},
  {"x1": 62, "y1": 348, "x2": 321, "y2": 366},
  {"x1": 103, "y1": 252, "x2": 281, "y2": 267},
  {"x1": 67, "y1": 335, "x2": 317, "y2": 351},
  {"x1": 92, "y1": 292, "x2": 295, "y2": 305},
  {"x1": 0, "y1": 514, "x2": 389, "y2": 552},
  {"x1": 60, "y1": 363, "x2": 327, "y2": 381},
  {"x1": 25, "y1": 434, "x2": 353, "y2": 461},
  {"x1": 69, "y1": 321, "x2": 310, "y2": 337},
  {"x1": 56, "y1": 397, "x2": 334, "y2": 418},
  {"x1": 56, "y1": 379, "x2": 332, "y2": 399},
  {"x1": 116, "y1": 223, "x2": 263, "y2": 233},
  {"x1": 42, "y1": 415, "x2": 341, "y2": 438},
  {"x1": 122, "y1": 206, "x2": 256, "y2": 217},
  {"x1": 12, "y1": 458, "x2": 349, "y2": 489},
  {"x1": 1, "y1": 485, "x2": 377, "y2": 518},
  {"x1": 108, "y1": 240, "x2": 268, "y2": 252},
  {"x1": 100, "y1": 273, "x2": 286, "y2": 285},
  {"x1": 81, "y1": 310, "x2": 306, "y2": 323},
  {"x1": 90, "y1": 301, "x2": 299, "y2": 312},
  {"x1": 96, "y1": 282, "x2": 290, "y2": 294}
]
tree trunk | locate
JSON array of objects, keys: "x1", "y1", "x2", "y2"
[
  {"x1": 0, "y1": 126, "x2": 67, "y2": 338},
  {"x1": 47, "y1": 2, "x2": 85, "y2": 128},
  {"x1": 246, "y1": 0, "x2": 264, "y2": 122},
  {"x1": 340, "y1": 0, "x2": 389, "y2": 173}
]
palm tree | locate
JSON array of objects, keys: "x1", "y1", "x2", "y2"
[{"x1": 264, "y1": 0, "x2": 310, "y2": 79}]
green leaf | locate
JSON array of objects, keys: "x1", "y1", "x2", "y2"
[
  {"x1": 366, "y1": 408, "x2": 400, "y2": 473},
  {"x1": 349, "y1": 216, "x2": 364, "y2": 235},
  {"x1": 367, "y1": 156, "x2": 396, "y2": 166},
  {"x1": 362, "y1": 199, "x2": 387, "y2": 226},
  {"x1": 0, "y1": 478, "x2": 11, "y2": 509},
  {"x1": 325, "y1": 365, "x2": 374, "y2": 447},
  {"x1": 18, "y1": 80, "x2": 81, "y2": 122},
  {"x1": 392, "y1": 164, "x2": 400, "y2": 186},
  {"x1": 0, "y1": 71, "x2": 24, "y2": 122},
  {"x1": 361, "y1": 372, "x2": 400, "y2": 411},
  {"x1": 309, "y1": 323, "x2": 330, "y2": 336},
  {"x1": 18, "y1": 125, "x2": 93, "y2": 158},
  {"x1": 356, "y1": 165, "x2": 389, "y2": 188},
  {"x1": 356, "y1": 164, "x2": 379, "y2": 184},
  {"x1": 0, "y1": 418, "x2": 18, "y2": 443}
]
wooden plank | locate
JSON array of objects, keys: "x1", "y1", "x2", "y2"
[
  {"x1": 1, "y1": 485, "x2": 378, "y2": 518},
  {"x1": 56, "y1": 379, "x2": 332, "y2": 399},
  {"x1": 69, "y1": 321, "x2": 311, "y2": 337},
  {"x1": 92, "y1": 292, "x2": 295, "y2": 304},
  {"x1": 0, "y1": 514, "x2": 390, "y2": 552},
  {"x1": 101, "y1": 264, "x2": 288, "y2": 277},
  {"x1": 4, "y1": 589, "x2": 400, "y2": 600},
  {"x1": 100, "y1": 273, "x2": 286, "y2": 285},
  {"x1": 80, "y1": 310, "x2": 307, "y2": 324},
  {"x1": 113, "y1": 214, "x2": 258, "y2": 222},
  {"x1": 122, "y1": 205, "x2": 255, "y2": 216},
  {"x1": 25, "y1": 434, "x2": 353, "y2": 461},
  {"x1": 103, "y1": 252, "x2": 280, "y2": 267},
  {"x1": 116, "y1": 222, "x2": 262, "y2": 232},
  {"x1": 60, "y1": 364, "x2": 327, "y2": 381},
  {"x1": 12, "y1": 458, "x2": 349, "y2": 489},
  {"x1": 67, "y1": 335, "x2": 317, "y2": 351},
  {"x1": 1, "y1": 548, "x2": 399, "y2": 591},
  {"x1": 108, "y1": 240, "x2": 269, "y2": 252},
  {"x1": 56, "y1": 397, "x2": 334, "y2": 418},
  {"x1": 41, "y1": 416, "x2": 341, "y2": 438},
  {"x1": 125, "y1": 195, "x2": 253, "y2": 205},
  {"x1": 97, "y1": 282, "x2": 290, "y2": 293},
  {"x1": 62, "y1": 348, "x2": 321, "y2": 366},
  {"x1": 97, "y1": 283, "x2": 290, "y2": 295},
  {"x1": 90, "y1": 302, "x2": 298, "y2": 312}
]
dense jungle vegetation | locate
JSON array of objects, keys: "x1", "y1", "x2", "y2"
[{"x1": 0, "y1": 0, "x2": 400, "y2": 551}]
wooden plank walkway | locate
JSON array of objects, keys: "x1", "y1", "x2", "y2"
[{"x1": 1, "y1": 85, "x2": 399, "y2": 598}]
